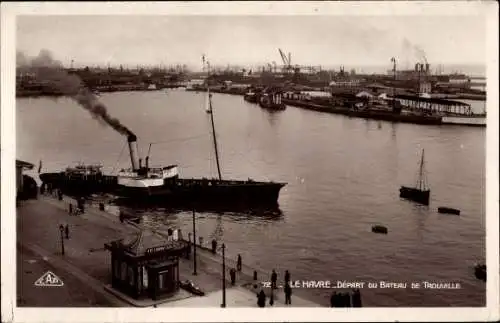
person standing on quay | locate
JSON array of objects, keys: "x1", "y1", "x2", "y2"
[
  {"x1": 284, "y1": 270, "x2": 290, "y2": 286},
  {"x1": 237, "y1": 254, "x2": 242, "y2": 271},
  {"x1": 211, "y1": 239, "x2": 217, "y2": 254},
  {"x1": 330, "y1": 292, "x2": 337, "y2": 307},
  {"x1": 284, "y1": 282, "x2": 292, "y2": 305},
  {"x1": 230, "y1": 268, "x2": 236, "y2": 286},
  {"x1": 257, "y1": 289, "x2": 266, "y2": 307},
  {"x1": 271, "y1": 269, "x2": 278, "y2": 290},
  {"x1": 351, "y1": 289, "x2": 362, "y2": 307}
]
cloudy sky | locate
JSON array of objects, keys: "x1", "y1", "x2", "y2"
[{"x1": 17, "y1": 14, "x2": 486, "y2": 70}]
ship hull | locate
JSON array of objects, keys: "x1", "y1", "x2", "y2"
[
  {"x1": 259, "y1": 101, "x2": 286, "y2": 110},
  {"x1": 399, "y1": 186, "x2": 430, "y2": 205},
  {"x1": 437, "y1": 207, "x2": 460, "y2": 215},
  {"x1": 39, "y1": 172, "x2": 285, "y2": 209},
  {"x1": 244, "y1": 94, "x2": 258, "y2": 103}
]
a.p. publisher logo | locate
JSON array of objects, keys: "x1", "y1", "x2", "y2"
[{"x1": 34, "y1": 271, "x2": 64, "y2": 287}]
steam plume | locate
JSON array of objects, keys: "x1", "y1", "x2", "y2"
[
  {"x1": 413, "y1": 45, "x2": 428, "y2": 65},
  {"x1": 17, "y1": 49, "x2": 135, "y2": 137},
  {"x1": 401, "y1": 38, "x2": 428, "y2": 65}
]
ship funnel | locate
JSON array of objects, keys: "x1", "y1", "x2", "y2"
[
  {"x1": 139, "y1": 158, "x2": 142, "y2": 169},
  {"x1": 127, "y1": 134, "x2": 139, "y2": 171},
  {"x1": 145, "y1": 156, "x2": 149, "y2": 170}
]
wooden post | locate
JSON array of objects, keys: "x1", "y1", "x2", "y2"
[{"x1": 192, "y1": 209, "x2": 197, "y2": 275}]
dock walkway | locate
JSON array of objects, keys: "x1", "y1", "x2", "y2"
[{"x1": 17, "y1": 195, "x2": 324, "y2": 307}]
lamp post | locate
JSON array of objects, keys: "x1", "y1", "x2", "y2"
[
  {"x1": 192, "y1": 209, "x2": 197, "y2": 275},
  {"x1": 221, "y1": 243, "x2": 226, "y2": 308},
  {"x1": 59, "y1": 224, "x2": 65, "y2": 255},
  {"x1": 391, "y1": 57, "x2": 397, "y2": 111}
]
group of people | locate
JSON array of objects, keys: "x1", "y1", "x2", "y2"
[
  {"x1": 41, "y1": 183, "x2": 86, "y2": 216},
  {"x1": 68, "y1": 197, "x2": 85, "y2": 216},
  {"x1": 330, "y1": 289, "x2": 362, "y2": 307},
  {"x1": 257, "y1": 269, "x2": 293, "y2": 307}
]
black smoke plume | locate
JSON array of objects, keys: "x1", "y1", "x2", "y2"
[{"x1": 17, "y1": 49, "x2": 135, "y2": 137}]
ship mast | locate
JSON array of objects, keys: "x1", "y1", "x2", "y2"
[
  {"x1": 204, "y1": 56, "x2": 222, "y2": 180},
  {"x1": 417, "y1": 149, "x2": 426, "y2": 191},
  {"x1": 208, "y1": 93, "x2": 222, "y2": 180}
]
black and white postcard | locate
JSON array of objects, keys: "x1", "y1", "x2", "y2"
[{"x1": 1, "y1": 1, "x2": 498, "y2": 322}]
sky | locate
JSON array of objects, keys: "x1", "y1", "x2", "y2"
[{"x1": 16, "y1": 15, "x2": 487, "y2": 71}]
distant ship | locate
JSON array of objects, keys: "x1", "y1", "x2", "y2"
[
  {"x1": 40, "y1": 83, "x2": 286, "y2": 210},
  {"x1": 399, "y1": 149, "x2": 430, "y2": 205}
]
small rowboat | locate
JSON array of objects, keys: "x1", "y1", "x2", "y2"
[
  {"x1": 372, "y1": 225, "x2": 388, "y2": 234},
  {"x1": 438, "y1": 207, "x2": 460, "y2": 215}
]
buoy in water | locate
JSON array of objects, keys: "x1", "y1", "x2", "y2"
[
  {"x1": 474, "y1": 263, "x2": 486, "y2": 282},
  {"x1": 372, "y1": 225, "x2": 388, "y2": 234}
]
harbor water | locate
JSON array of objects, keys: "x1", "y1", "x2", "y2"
[{"x1": 17, "y1": 90, "x2": 486, "y2": 306}]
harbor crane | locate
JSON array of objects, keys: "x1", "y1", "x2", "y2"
[{"x1": 278, "y1": 48, "x2": 294, "y2": 74}]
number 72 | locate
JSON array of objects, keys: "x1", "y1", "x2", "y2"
[{"x1": 261, "y1": 281, "x2": 271, "y2": 288}]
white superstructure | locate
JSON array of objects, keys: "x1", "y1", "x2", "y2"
[{"x1": 117, "y1": 166, "x2": 179, "y2": 188}]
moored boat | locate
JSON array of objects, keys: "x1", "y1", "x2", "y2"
[
  {"x1": 259, "y1": 89, "x2": 286, "y2": 110},
  {"x1": 437, "y1": 207, "x2": 460, "y2": 215},
  {"x1": 372, "y1": 225, "x2": 388, "y2": 234},
  {"x1": 400, "y1": 149, "x2": 430, "y2": 205},
  {"x1": 244, "y1": 91, "x2": 259, "y2": 103}
]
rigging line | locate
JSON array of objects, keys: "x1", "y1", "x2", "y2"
[
  {"x1": 149, "y1": 133, "x2": 209, "y2": 146},
  {"x1": 111, "y1": 141, "x2": 127, "y2": 175},
  {"x1": 231, "y1": 147, "x2": 271, "y2": 182}
]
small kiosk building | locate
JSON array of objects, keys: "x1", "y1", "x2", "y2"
[{"x1": 105, "y1": 230, "x2": 190, "y2": 300}]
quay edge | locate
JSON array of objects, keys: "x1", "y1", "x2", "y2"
[
  {"x1": 17, "y1": 196, "x2": 327, "y2": 307},
  {"x1": 189, "y1": 87, "x2": 485, "y2": 127}
]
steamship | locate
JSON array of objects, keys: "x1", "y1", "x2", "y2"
[{"x1": 39, "y1": 93, "x2": 286, "y2": 210}]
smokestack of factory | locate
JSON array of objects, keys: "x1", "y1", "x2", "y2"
[
  {"x1": 415, "y1": 63, "x2": 419, "y2": 72},
  {"x1": 127, "y1": 134, "x2": 140, "y2": 171},
  {"x1": 426, "y1": 63, "x2": 430, "y2": 73}
]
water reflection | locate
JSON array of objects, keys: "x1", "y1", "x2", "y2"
[
  {"x1": 391, "y1": 122, "x2": 398, "y2": 140},
  {"x1": 264, "y1": 108, "x2": 283, "y2": 127},
  {"x1": 108, "y1": 200, "x2": 284, "y2": 224},
  {"x1": 412, "y1": 203, "x2": 430, "y2": 241}
]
